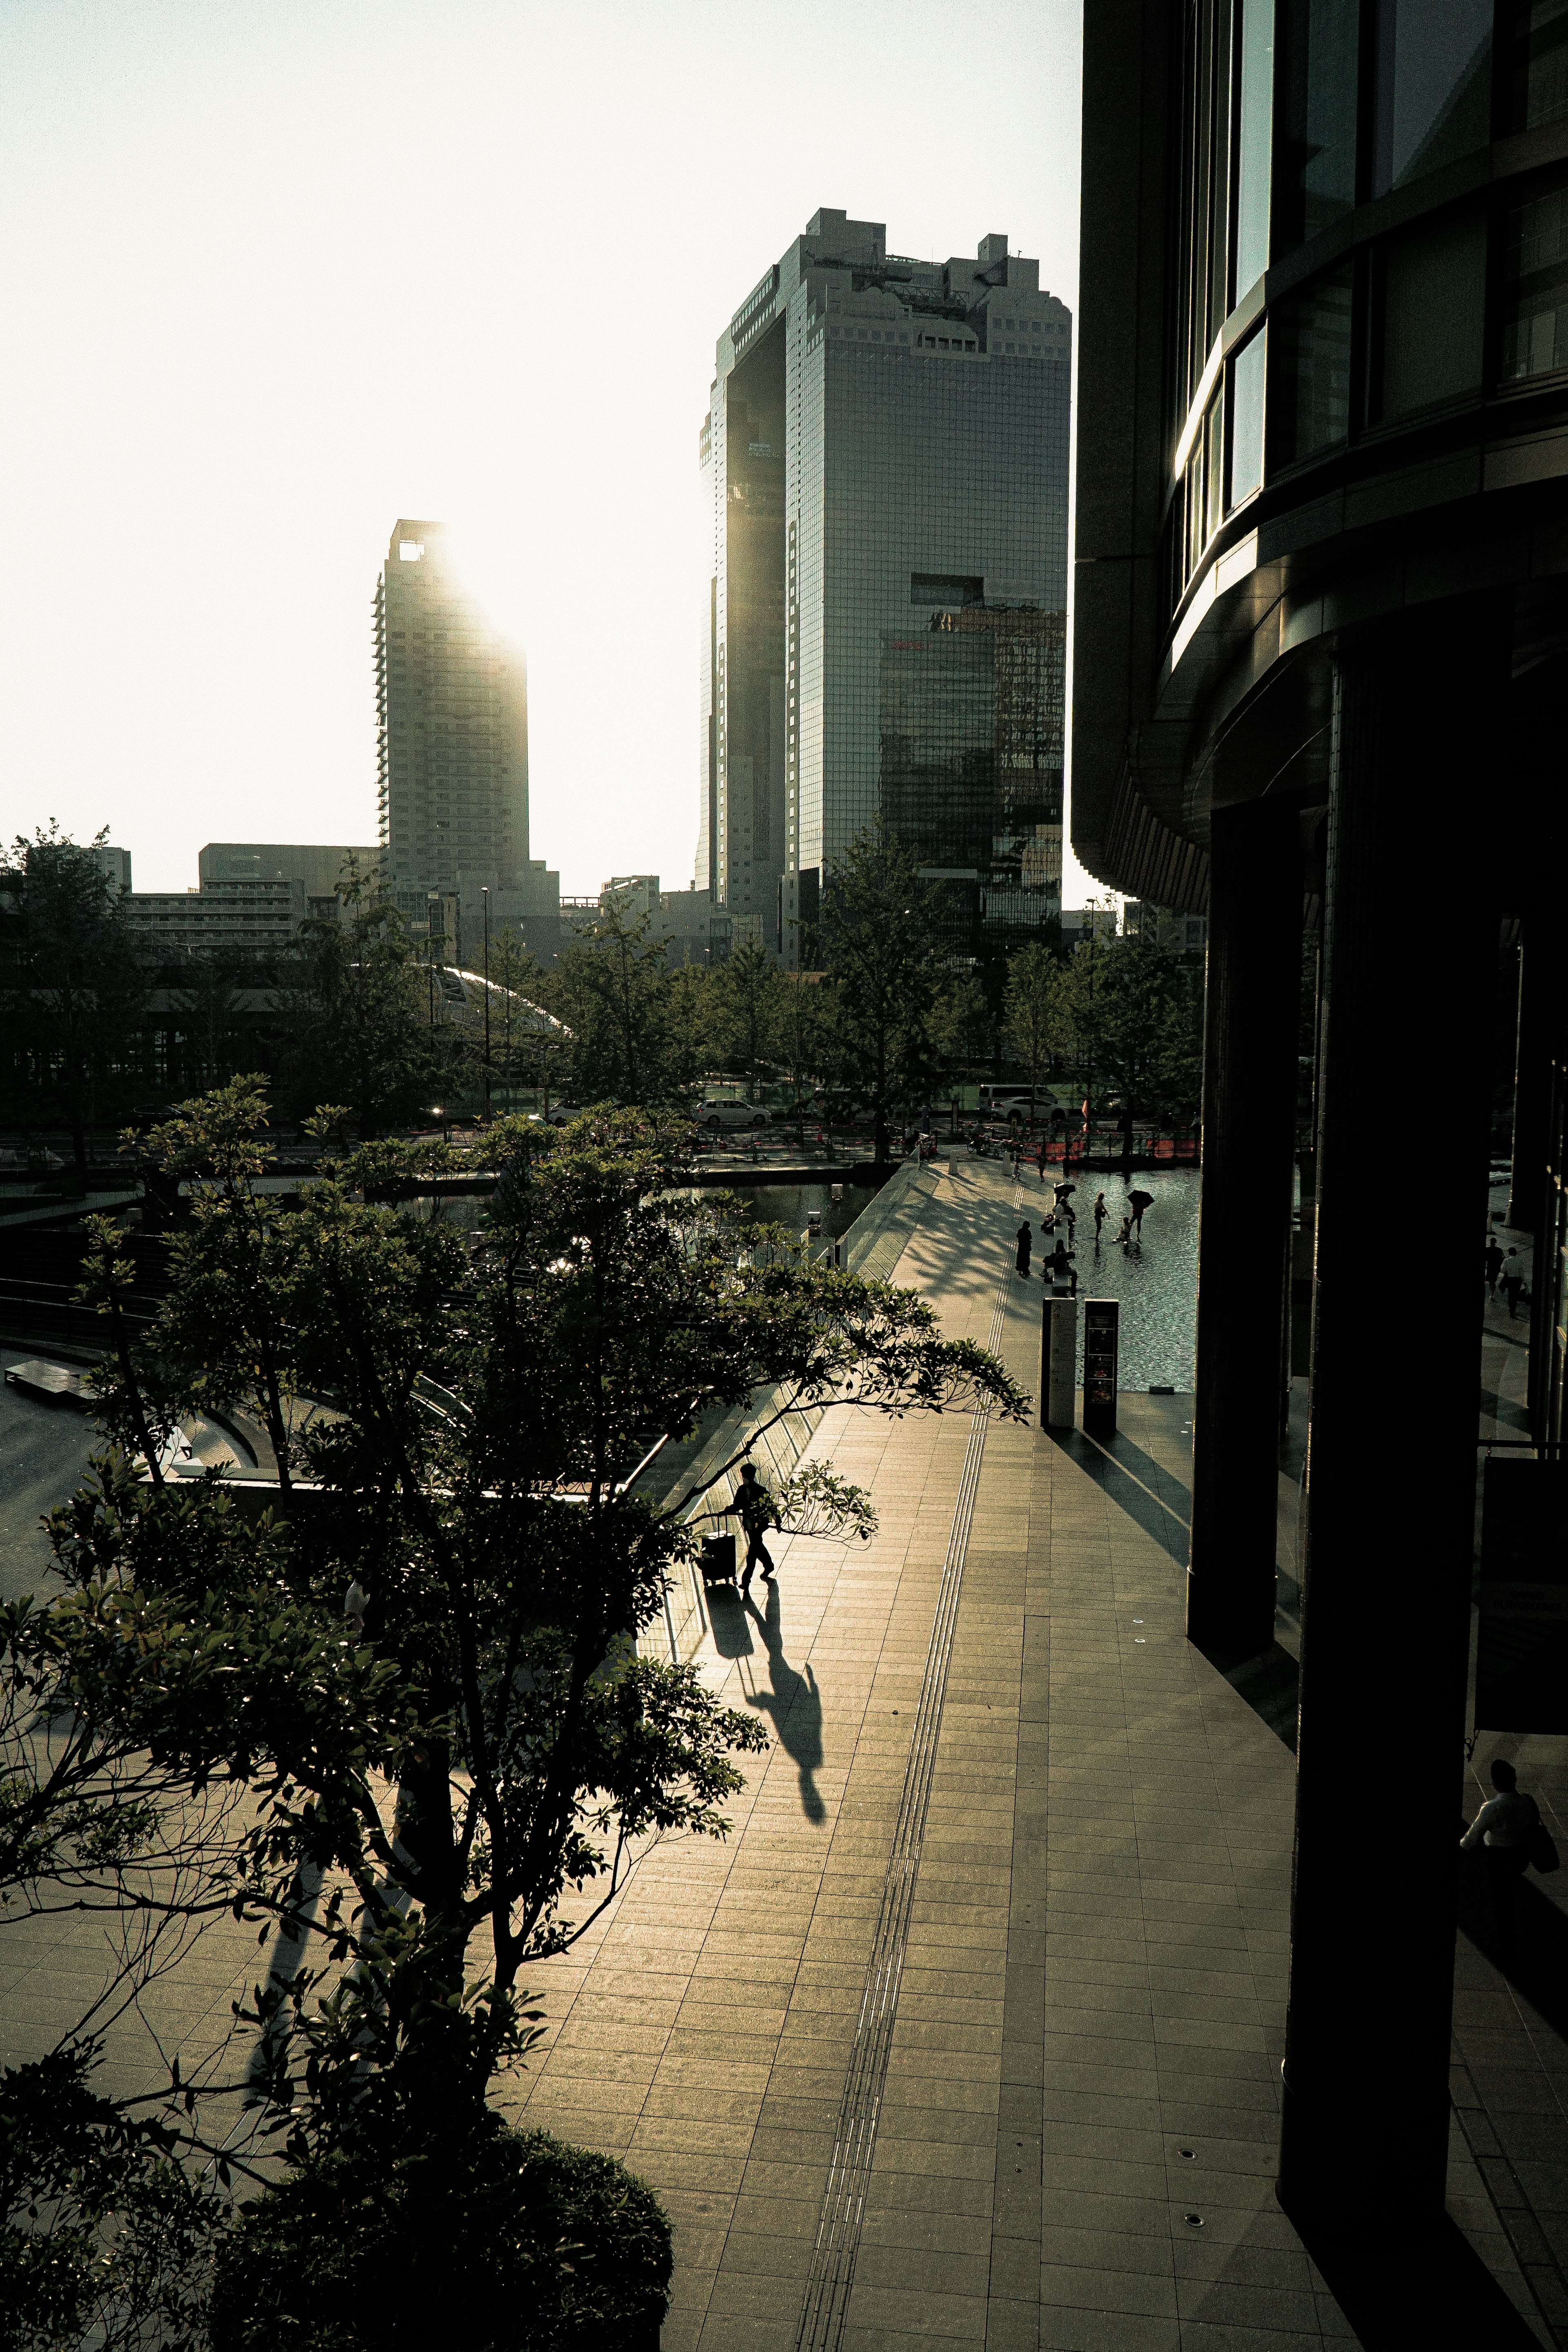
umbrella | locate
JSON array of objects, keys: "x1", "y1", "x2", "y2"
[
  {"x1": 1053, "y1": 1181, "x2": 1076, "y2": 1201},
  {"x1": 1127, "y1": 1189, "x2": 1154, "y2": 1215}
]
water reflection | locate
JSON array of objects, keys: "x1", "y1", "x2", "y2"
[{"x1": 1030, "y1": 1167, "x2": 1200, "y2": 1391}]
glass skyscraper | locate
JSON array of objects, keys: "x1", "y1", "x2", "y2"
[
  {"x1": 698, "y1": 210, "x2": 1071, "y2": 958},
  {"x1": 376, "y1": 518, "x2": 558, "y2": 957}
]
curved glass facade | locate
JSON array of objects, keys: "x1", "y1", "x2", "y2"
[{"x1": 1161, "y1": 0, "x2": 1568, "y2": 635}]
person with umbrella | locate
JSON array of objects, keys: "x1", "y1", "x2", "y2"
[{"x1": 1127, "y1": 1187, "x2": 1154, "y2": 1241}]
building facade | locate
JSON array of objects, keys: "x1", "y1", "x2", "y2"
[
  {"x1": 698, "y1": 210, "x2": 1071, "y2": 958},
  {"x1": 198, "y1": 842, "x2": 379, "y2": 922},
  {"x1": 1075, "y1": 0, "x2": 1568, "y2": 2298},
  {"x1": 375, "y1": 519, "x2": 559, "y2": 958}
]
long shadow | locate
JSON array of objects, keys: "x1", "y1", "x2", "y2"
[
  {"x1": 1457, "y1": 1845, "x2": 1568, "y2": 2043},
  {"x1": 1289, "y1": 2211, "x2": 1543, "y2": 2350},
  {"x1": 1480, "y1": 1388, "x2": 1532, "y2": 1434},
  {"x1": 743, "y1": 1586, "x2": 824, "y2": 1823},
  {"x1": 1051, "y1": 1429, "x2": 1191, "y2": 1568}
]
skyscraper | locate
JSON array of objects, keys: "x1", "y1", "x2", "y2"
[
  {"x1": 698, "y1": 209, "x2": 1071, "y2": 958},
  {"x1": 376, "y1": 519, "x2": 559, "y2": 957}
]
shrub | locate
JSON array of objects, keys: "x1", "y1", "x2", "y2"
[{"x1": 206, "y1": 2123, "x2": 672, "y2": 2351}]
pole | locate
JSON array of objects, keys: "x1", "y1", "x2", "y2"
[{"x1": 482, "y1": 888, "x2": 491, "y2": 1124}]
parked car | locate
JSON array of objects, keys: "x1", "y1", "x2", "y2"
[{"x1": 699, "y1": 1100, "x2": 773, "y2": 1131}]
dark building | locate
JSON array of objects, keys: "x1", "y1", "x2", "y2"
[{"x1": 1075, "y1": 0, "x2": 1568, "y2": 2306}]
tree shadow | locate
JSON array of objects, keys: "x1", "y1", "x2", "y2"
[{"x1": 744, "y1": 1585, "x2": 825, "y2": 1823}]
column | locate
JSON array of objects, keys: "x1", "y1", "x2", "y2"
[
  {"x1": 1186, "y1": 797, "x2": 1301, "y2": 1658},
  {"x1": 1277, "y1": 615, "x2": 1503, "y2": 2239}
]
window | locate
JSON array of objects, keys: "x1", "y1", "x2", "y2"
[
  {"x1": 1502, "y1": 1, "x2": 1568, "y2": 135},
  {"x1": 1371, "y1": 0, "x2": 1492, "y2": 193},
  {"x1": 1267, "y1": 266, "x2": 1353, "y2": 465},
  {"x1": 1229, "y1": 327, "x2": 1267, "y2": 502},
  {"x1": 1374, "y1": 208, "x2": 1486, "y2": 417},
  {"x1": 1234, "y1": 0, "x2": 1274, "y2": 297},
  {"x1": 1501, "y1": 168, "x2": 1568, "y2": 383},
  {"x1": 1274, "y1": 0, "x2": 1359, "y2": 257}
]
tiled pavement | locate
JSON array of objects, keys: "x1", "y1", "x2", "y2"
[{"x1": 506, "y1": 1156, "x2": 1562, "y2": 2349}]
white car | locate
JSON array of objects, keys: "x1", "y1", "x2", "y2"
[{"x1": 699, "y1": 1100, "x2": 773, "y2": 1131}]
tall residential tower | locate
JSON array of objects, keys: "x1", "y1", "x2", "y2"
[
  {"x1": 698, "y1": 209, "x2": 1071, "y2": 956},
  {"x1": 376, "y1": 519, "x2": 559, "y2": 956}
]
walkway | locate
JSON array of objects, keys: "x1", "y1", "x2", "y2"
[{"x1": 504, "y1": 1156, "x2": 1555, "y2": 2348}]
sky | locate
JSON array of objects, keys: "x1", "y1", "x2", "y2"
[{"x1": 0, "y1": 0, "x2": 1090, "y2": 902}]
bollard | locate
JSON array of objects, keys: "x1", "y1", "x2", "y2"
[{"x1": 1042, "y1": 1287, "x2": 1078, "y2": 1428}]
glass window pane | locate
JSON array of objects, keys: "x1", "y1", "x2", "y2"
[
  {"x1": 1501, "y1": 169, "x2": 1568, "y2": 385},
  {"x1": 1267, "y1": 267, "x2": 1353, "y2": 467},
  {"x1": 1376, "y1": 210, "x2": 1486, "y2": 418},
  {"x1": 1229, "y1": 329, "x2": 1267, "y2": 503},
  {"x1": 1275, "y1": 0, "x2": 1359, "y2": 258},
  {"x1": 1234, "y1": 0, "x2": 1274, "y2": 297},
  {"x1": 1503, "y1": 1, "x2": 1568, "y2": 136},
  {"x1": 1372, "y1": 0, "x2": 1492, "y2": 194}
]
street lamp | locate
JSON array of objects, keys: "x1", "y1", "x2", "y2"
[{"x1": 481, "y1": 887, "x2": 491, "y2": 1125}]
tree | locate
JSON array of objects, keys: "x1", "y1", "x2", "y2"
[
  {"x1": 819, "y1": 822, "x2": 945, "y2": 1161},
  {"x1": 172, "y1": 951, "x2": 250, "y2": 1094},
  {"x1": 545, "y1": 904, "x2": 672, "y2": 1104},
  {"x1": 276, "y1": 864, "x2": 436, "y2": 1135},
  {"x1": 1002, "y1": 942, "x2": 1068, "y2": 1114},
  {"x1": 662, "y1": 958, "x2": 718, "y2": 1096},
  {"x1": 0, "y1": 826, "x2": 147, "y2": 1176},
  {"x1": 714, "y1": 933, "x2": 780, "y2": 1098},
  {"x1": 776, "y1": 971, "x2": 836, "y2": 1134},
  {"x1": 11, "y1": 1085, "x2": 1027, "y2": 2286},
  {"x1": 1063, "y1": 930, "x2": 1202, "y2": 1168}
]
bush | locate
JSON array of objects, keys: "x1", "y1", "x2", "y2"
[{"x1": 206, "y1": 2123, "x2": 672, "y2": 2351}]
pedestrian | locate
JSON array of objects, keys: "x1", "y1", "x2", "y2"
[
  {"x1": 1062, "y1": 1201, "x2": 1076, "y2": 1241},
  {"x1": 1015, "y1": 1221, "x2": 1033, "y2": 1276},
  {"x1": 1484, "y1": 1236, "x2": 1504, "y2": 1298},
  {"x1": 1036, "y1": 1138, "x2": 1048, "y2": 1183},
  {"x1": 1461, "y1": 1758, "x2": 1539, "y2": 1957},
  {"x1": 1045, "y1": 1235, "x2": 1076, "y2": 1294},
  {"x1": 1115, "y1": 1213, "x2": 1134, "y2": 1251},
  {"x1": 1127, "y1": 1187, "x2": 1154, "y2": 1238},
  {"x1": 732, "y1": 1460, "x2": 777, "y2": 1595},
  {"x1": 1501, "y1": 1248, "x2": 1529, "y2": 1320},
  {"x1": 1093, "y1": 1191, "x2": 1108, "y2": 1248}
]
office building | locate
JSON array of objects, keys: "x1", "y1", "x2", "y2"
[
  {"x1": 698, "y1": 209, "x2": 1070, "y2": 958},
  {"x1": 199, "y1": 842, "x2": 379, "y2": 921},
  {"x1": 375, "y1": 519, "x2": 560, "y2": 958},
  {"x1": 1075, "y1": 0, "x2": 1568, "y2": 2300}
]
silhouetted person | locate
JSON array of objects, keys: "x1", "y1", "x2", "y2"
[
  {"x1": 1045, "y1": 1236, "x2": 1076, "y2": 1294},
  {"x1": 1115, "y1": 1213, "x2": 1134, "y2": 1252},
  {"x1": 1093, "y1": 1191, "x2": 1108, "y2": 1248},
  {"x1": 733, "y1": 1461, "x2": 777, "y2": 1594},
  {"x1": 1462, "y1": 1757, "x2": 1538, "y2": 1956},
  {"x1": 1485, "y1": 1236, "x2": 1504, "y2": 1298},
  {"x1": 1127, "y1": 1187, "x2": 1154, "y2": 1238},
  {"x1": 1016, "y1": 1221, "x2": 1033, "y2": 1276},
  {"x1": 1501, "y1": 1248, "x2": 1528, "y2": 1320}
]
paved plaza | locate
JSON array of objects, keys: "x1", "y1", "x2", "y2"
[
  {"x1": 3, "y1": 1164, "x2": 1566, "y2": 2344},
  {"x1": 490, "y1": 1158, "x2": 1560, "y2": 2349}
]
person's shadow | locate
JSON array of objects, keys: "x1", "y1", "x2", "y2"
[{"x1": 745, "y1": 1585, "x2": 825, "y2": 1823}]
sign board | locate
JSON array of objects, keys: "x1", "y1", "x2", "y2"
[
  {"x1": 1475, "y1": 1458, "x2": 1568, "y2": 1734},
  {"x1": 1082, "y1": 1298, "x2": 1120, "y2": 1439},
  {"x1": 1042, "y1": 1292, "x2": 1077, "y2": 1428}
]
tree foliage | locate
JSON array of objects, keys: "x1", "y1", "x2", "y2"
[
  {"x1": 275, "y1": 864, "x2": 436, "y2": 1134},
  {"x1": 0, "y1": 1080, "x2": 1027, "y2": 2327},
  {"x1": 817, "y1": 821, "x2": 947, "y2": 1159},
  {"x1": 0, "y1": 826, "x2": 147, "y2": 1172}
]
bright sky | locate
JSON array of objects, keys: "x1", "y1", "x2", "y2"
[{"x1": 0, "y1": 0, "x2": 1091, "y2": 901}]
